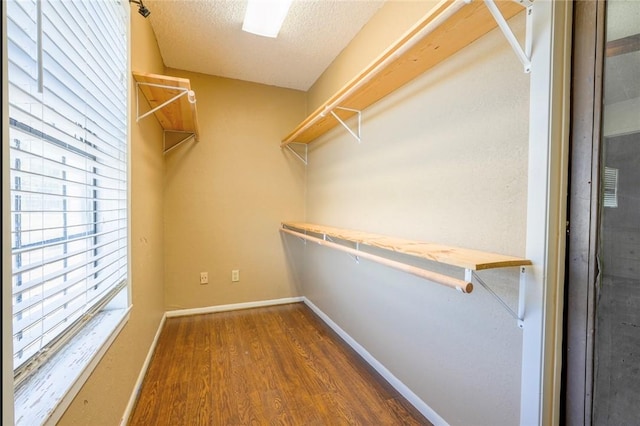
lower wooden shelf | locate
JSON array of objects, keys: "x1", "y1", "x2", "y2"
[
  {"x1": 281, "y1": 221, "x2": 531, "y2": 299},
  {"x1": 282, "y1": 222, "x2": 531, "y2": 270}
]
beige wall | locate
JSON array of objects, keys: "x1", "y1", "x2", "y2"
[
  {"x1": 162, "y1": 70, "x2": 306, "y2": 310},
  {"x1": 296, "y1": 3, "x2": 529, "y2": 425},
  {"x1": 56, "y1": 12, "x2": 167, "y2": 425}
]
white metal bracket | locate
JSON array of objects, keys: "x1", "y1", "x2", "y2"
[
  {"x1": 466, "y1": 267, "x2": 526, "y2": 328},
  {"x1": 135, "y1": 81, "x2": 197, "y2": 153},
  {"x1": 484, "y1": 0, "x2": 533, "y2": 73},
  {"x1": 322, "y1": 106, "x2": 362, "y2": 143},
  {"x1": 135, "y1": 81, "x2": 194, "y2": 122},
  {"x1": 163, "y1": 132, "x2": 196, "y2": 154},
  {"x1": 326, "y1": 235, "x2": 360, "y2": 263},
  {"x1": 284, "y1": 143, "x2": 308, "y2": 165}
]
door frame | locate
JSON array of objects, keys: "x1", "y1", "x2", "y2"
[{"x1": 564, "y1": 0, "x2": 606, "y2": 424}]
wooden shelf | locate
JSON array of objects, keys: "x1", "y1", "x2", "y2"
[
  {"x1": 282, "y1": 222, "x2": 531, "y2": 271},
  {"x1": 282, "y1": 0, "x2": 523, "y2": 146},
  {"x1": 132, "y1": 71, "x2": 200, "y2": 152}
]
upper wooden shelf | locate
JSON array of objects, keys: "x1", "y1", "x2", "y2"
[
  {"x1": 132, "y1": 71, "x2": 200, "y2": 151},
  {"x1": 281, "y1": 0, "x2": 523, "y2": 146},
  {"x1": 282, "y1": 222, "x2": 531, "y2": 271}
]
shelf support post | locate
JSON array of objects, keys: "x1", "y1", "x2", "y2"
[
  {"x1": 484, "y1": 0, "x2": 532, "y2": 73},
  {"x1": 326, "y1": 107, "x2": 362, "y2": 143},
  {"x1": 284, "y1": 143, "x2": 308, "y2": 165},
  {"x1": 517, "y1": 267, "x2": 526, "y2": 328},
  {"x1": 525, "y1": 2, "x2": 533, "y2": 60}
]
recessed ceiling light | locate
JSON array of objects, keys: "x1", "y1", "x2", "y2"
[{"x1": 242, "y1": 0, "x2": 293, "y2": 38}]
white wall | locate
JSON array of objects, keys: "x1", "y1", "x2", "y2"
[{"x1": 292, "y1": 10, "x2": 530, "y2": 426}]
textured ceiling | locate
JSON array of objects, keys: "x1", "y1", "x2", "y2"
[{"x1": 144, "y1": 0, "x2": 385, "y2": 91}]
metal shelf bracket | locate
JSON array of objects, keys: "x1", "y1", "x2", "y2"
[
  {"x1": 326, "y1": 235, "x2": 360, "y2": 263},
  {"x1": 135, "y1": 81, "x2": 197, "y2": 154},
  {"x1": 284, "y1": 143, "x2": 308, "y2": 165},
  {"x1": 163, "y1": 132, "x2": 196, "y2": 154},
  {"x1": 135, "y1": 81, "x2": 195, "y2": 122},
  {"x1": 323, "y1": 106, "x2": 362, "y2": 143},
  {"x1": 466, "y1": 267, "x2": 526, "y2": 328},
  {"x1": 484, "y1": 0, "x2": 533, "y2": 73}
]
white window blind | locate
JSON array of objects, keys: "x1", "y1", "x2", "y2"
[
  {"x1": 8, "y1": 0, "x2": 128, "y2": 384},
  {"x1": 603, "y1": 166, "x2": 618, "y2": 208}
]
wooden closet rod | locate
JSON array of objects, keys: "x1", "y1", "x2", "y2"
[{"x1": 281, "y1": 227, "x2": 473, "y2": 293}]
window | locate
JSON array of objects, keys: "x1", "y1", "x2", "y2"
[{"x1": 7, "y1": 0, "x2": 129, "y2": 422}]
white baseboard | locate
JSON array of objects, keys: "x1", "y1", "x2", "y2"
[
  {"x1": 120, "y1": 312, "x2": 167, "y2": 426},
  {"x1": 165, "y1": 297, "x2": 304, "y2": 318},
  {"x1": 302, "y1": 297, "x2": 448, "y2": 426}
]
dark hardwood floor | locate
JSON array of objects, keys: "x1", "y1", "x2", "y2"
[{"x1": 128, "y1": 302, "x2": 431, "y2": 425}]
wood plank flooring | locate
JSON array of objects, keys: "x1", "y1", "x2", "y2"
[{"x1": 128, "y1": 303, "x2": 431, "y2": 425}]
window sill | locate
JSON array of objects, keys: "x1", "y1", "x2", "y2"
[{"x1": 14, "y1": 306, "x2": 131, "y2": 426}]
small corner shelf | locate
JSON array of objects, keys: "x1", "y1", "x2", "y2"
[
  {"x1": 281, "y1": 222, "x2": 532, "y2": 327},
  {"x1": 132, "y1": 71, "x2": 201, "y2": 154},
  {"x1": 281, "y1": 0, "x2": 528, "y2": 152}
]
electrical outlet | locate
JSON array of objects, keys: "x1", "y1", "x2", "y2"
[
  {"x1": 200, "y1": 272, "x2": 208, "y2": 285},
  {"x1": 231, "y1": 269, "x2": 240, "y2": 282}
]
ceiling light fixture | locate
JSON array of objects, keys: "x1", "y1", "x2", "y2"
[
  {"x1": 242, "y1": 0, "x2": 293, "y2": 38},
  {"x1": 129, "y1": 0, "x2": 151, "y2": 18}
]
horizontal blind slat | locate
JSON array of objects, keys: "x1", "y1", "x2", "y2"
[
  {"x1": 9, "y1": 107, "x2": 126, "y2": 167},
  {"x1": 13, "y1": 274, "x2": 126, "y2": 362},
  {"x1": 10, "y1": 93, "x2": 126, "y2": 160},
  {"x1": 13, "y1": 247, "x2": 127, "y2": 303},
  {"x1": 13, "y1": 262, "x2": 127, "y2": 325},
  {"x1": 12, "y1": 226, "x2": 126, "y2": 276}
]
